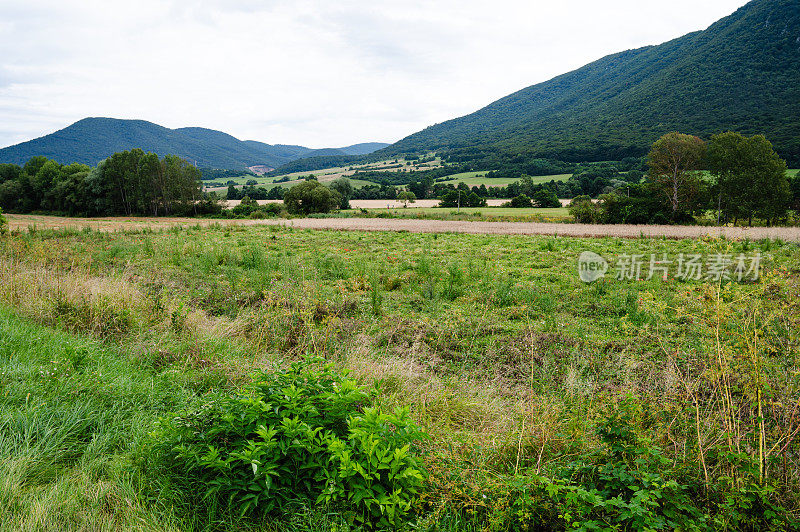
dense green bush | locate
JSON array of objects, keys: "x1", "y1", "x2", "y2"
[
  {"x1": 148, "y1": 360, "x2": 426, "y2": 528},
  {"x1": 230, "y1": 199, "x2": 285, "y2": 218},
  {"x1": 507, "y1": 194, "x2": 533, "y2": 208},
  {"x1": 439, "y1": 189, "x2": 486, "y2": 208},
  {"x1": 329, "y1": 177, "x2": 354, "y2": 210},
  {"x1": 226, "y1": 183, "x2": 285, "y2": 201},
  {"x1": 568, "y1": 195, "x2": 599, "y2": 223},
  {"x1": 535, "y1": 399, "x2": 708, "y2": 530},
  {"x1": 284, "y1": 180, "x2": 342, "y2": 215},
  {"x1": 530, "y1": 189, "x2": 561, "y2": 208},
  {"x1": 598, "y1": 184, "x2": 675, "y2": 225}
]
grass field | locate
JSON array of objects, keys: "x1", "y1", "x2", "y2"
[
  {"x1": 272, "y1": 177, "x2": 377, "y2": 190},
  {"x1": 206, "y1": 175, "x2": 376, "y2": 192},
  {"x1": 210, "y1": 168, "x2": 795, "y2": 194},
  {"x1": 207, "y1": 158, "x2": 444, "y2": 192},
  {"x1": 435, "y1": 172, "x2": 572, "y2": 188},
  {"x1": 1, "y1": 224, "x2": 799, "y2": 530},
  {"x1": 207, "y1": 162, "x2": 575, "y2": 194}
]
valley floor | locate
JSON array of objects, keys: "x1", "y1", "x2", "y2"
[{"x1": 0, "y1": 223, "x2": 798, "y2": 529}]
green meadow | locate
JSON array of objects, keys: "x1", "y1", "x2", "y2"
[
  {"x1": 435, "y1": 172, "x2": 572, "y2": 188},
  {"x1": 1, "y1": 225, "x2": 798, "y2": 530}
]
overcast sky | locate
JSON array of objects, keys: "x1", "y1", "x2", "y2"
[{"x1": 0, "y1": 0, "x2": 750, "y2": 149}]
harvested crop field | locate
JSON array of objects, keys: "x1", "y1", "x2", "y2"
[
  {"x1": 350, "y1": 199, "x2": 509, "y2": 208},
  {"x1": 4, "y1": 214, "x2": 243, "y2": 232},
  {"x1": 223, "y1": 199, "x2": 510, "y2": 208}
]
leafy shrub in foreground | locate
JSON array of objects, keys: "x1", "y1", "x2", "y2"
[
  {"x1": 148, "y1": 360, "x2": 426, "y2": 528},
  {"x1": 545, "y1": 399, "x2": 707, "y2": 530},
  {"x1": 506, "y1": 399, "x2": 790, "y2": 530}
]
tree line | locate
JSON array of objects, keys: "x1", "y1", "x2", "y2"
[
  {"x1": 5, "y1": 131, "x2": 795, "y2": 225},
  {"x1": 0, "y1": 150, "x2": 218, "y2": 216},
  {"x1": 570, "y1": 132, "x2": 797, "y2": 226}
]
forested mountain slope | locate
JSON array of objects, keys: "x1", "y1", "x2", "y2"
[
  {"x1": 0, "y1": 118, "x2": 388, "y2": 169},
  {"x1": 383, "y1": 0, "x2": 800, "y2": 165}
]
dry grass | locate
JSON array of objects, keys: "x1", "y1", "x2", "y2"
[
  {"x1": 4, "y1": 214, "x2": 243, "y2": 232},
  {"x1": 0, "y1": 260, "x2": 151, "y2": 337}
]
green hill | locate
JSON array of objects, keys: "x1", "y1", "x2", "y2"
[
  {"x1": 383, "y1": 0, "x2": 800, "y2": 166},
  {"x1": 338, "y1": 142, "x2": 393, "y2": 156},
  {"x1": 0, "y1": 118, "x2": 389, "y2": 169}
]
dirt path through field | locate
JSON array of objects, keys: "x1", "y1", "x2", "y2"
[
  {"x1": 6, "y1": 214, "x2": 799, "y2": 241},
  {"x1": 255, "y1": 217, "x2": 800, "y2": 241}
]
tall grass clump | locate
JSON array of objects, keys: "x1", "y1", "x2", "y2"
[
  {"x1": 370, "y1": 275, "x2": 384, "y2": 316},
  {"x1": 441, "y1": 263, "x2": 465, "y2": 301},
  {"x1": 0, "y1": 308, "x2": 190, "y2": 531}
]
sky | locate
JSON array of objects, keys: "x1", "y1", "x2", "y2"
[{"x1": 0, "y1": 0, "x2": 751, "y2": 150}]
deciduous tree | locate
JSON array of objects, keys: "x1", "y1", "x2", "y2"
[
  {"x1": 283, "y1": 180, "x2": 340, "y2": 215},
  {"x1": 706, "y1": 132, "x2": 790, "y2": 226},
  {"x1": 397, "y1": 190, "x2": 416, "y2": 207},
  {"x1": 646, "y1": 132, "x2": 706, "y2": 220},
  {"x1": 329, "y1": 178, "x2": 353, "y2": 209}
]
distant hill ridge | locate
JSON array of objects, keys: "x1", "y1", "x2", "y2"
[
  {"x1": 379, "y1": 0, "x2": 800, "y2": 166},
  {"x1": 0, "y1": 117, "x2": 389, "y2": 169}
]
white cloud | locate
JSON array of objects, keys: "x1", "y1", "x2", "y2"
[{"x1": 0, "y1": 0, "x2": 750, "y2": 149}]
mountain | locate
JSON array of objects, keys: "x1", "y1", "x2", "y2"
[
  {"x1": 383, "y1": 0, "x2": 800, "y2": 166},
  {"x1": 0, "y1": 118, "x2": 388, "y2": 169},
  {"x1": 338, "y1": 142, "x2": 391, "y2": 156},
  {"x1": 297, "y1": 143, "x2": 391, "y2": 159}
]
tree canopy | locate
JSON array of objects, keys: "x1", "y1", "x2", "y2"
[
  {"x1": 646, "y1": 132, "x2": 706, "y2": 221},
  {"x1": 706, "y1": 132, "x2": 790, "y2": 226},
  {"x1": 283, "y1": 180, "x2": 341, "y2": 215},
  {"x1": 0, "y1": 151, "x2": 213, "y2": 217},
  {"x1": 329, "y1": 178, "x2": 353, "y2": 210}
]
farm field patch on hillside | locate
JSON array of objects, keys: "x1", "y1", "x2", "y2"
[
  {"x1": 436, "y1": 172, "x2": 572, "y2": 188},
  {"x1": 206, "y1": 157, "x2": 445, "y2": 192}
]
